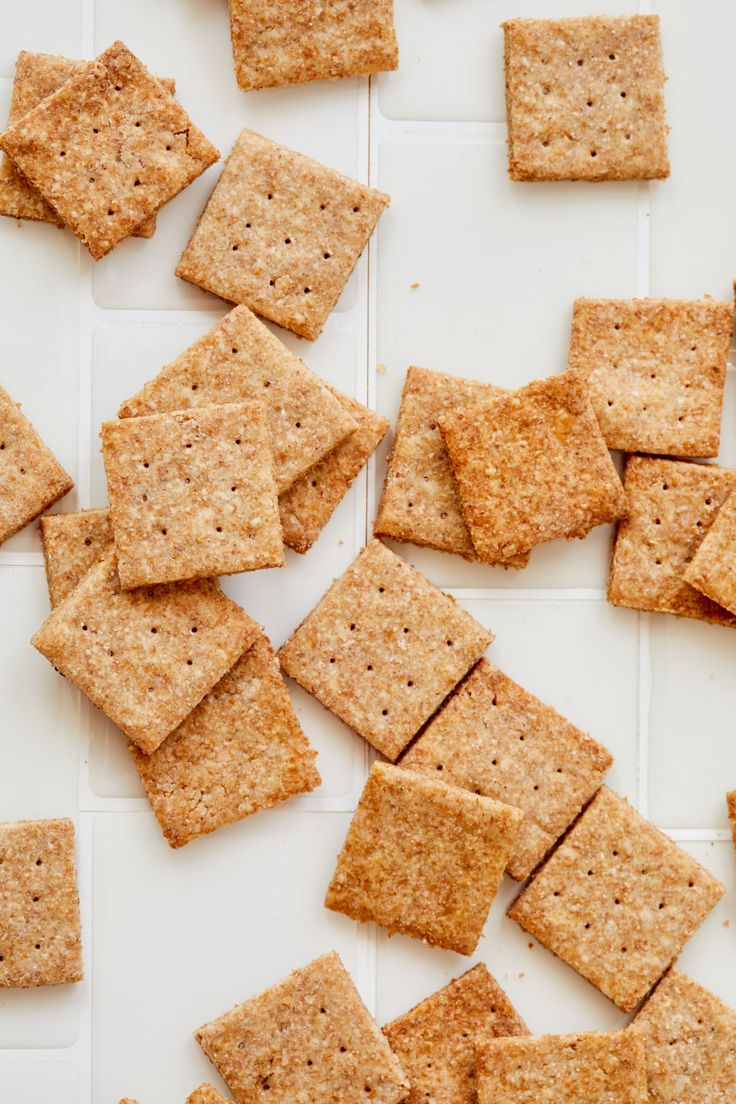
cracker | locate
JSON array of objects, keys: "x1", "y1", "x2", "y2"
[
  {"x1": 176, "y1": 128, "x2": 389, "y2": 341},
  {"x1": 325, "y1": 762, "x2": 524, "y2": 955},
  {"x1": 568, "y1": 298, "x2": 732, "y2": 457},
  {"x1": 438, "y1": 371, "x2": 628, "y2": 561},
  {"x1": 400, "y1": 658, "x2": 613, "y2": 881},
  {"x1": 229, "y1": 0, "x2": 398, "y2": 90},
  {"x1": 118, "y1": 306, "x2": 357, "y2": 495},
  {"x1": 278, "y1": 538, "x2": 493, "y2": 760},
  {"x1": 31, "y1": 550, "x2": 260, "y2": 754},
  {"x1": 0, "y1": 818, "x2": 82, "y2": 988},
  {"x1": 196, "y1": 951, "x2": 409, "y2": 1104},
  {"x1": 0, "y1": 385, "x2": 73, "y2": 546},
  {"x1": 186, "y1": 1088, "x2": 231, "y2": 1104},
  {"x1": 101, "y1": 401, "x2": 283, "y2": 589},
  {"x1": 40, "y1": 508, "x2": 113, "y2": 607},
  {"x1": 383, "y1": 964, "x2": 527, "y2": 1104},
  {"x1": 683, "y1": 490, "x2": 736, "y2": 617},
  {"x1": 728, "y1": 791, "x2": 736, "y2": 853},
  {"x1": 0, "y1": 41, "x2": 218, "y2": 259},
  {"x1": 608, "y1": 456, "x2": 736, "y2": 627},
  {"x1": 507, "y1": 786, "x2": 725, "y2": 1012},
  {"x1": 502, "y1": 15, "x2": 669, "y2": 182}
]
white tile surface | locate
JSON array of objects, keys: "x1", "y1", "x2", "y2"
[
  {"x1": 0, "y1": 1062, "x2": 79, "y2": 1103},
  {"x1": 0, "y1": 2, "x2": 82, "y2": 78}
]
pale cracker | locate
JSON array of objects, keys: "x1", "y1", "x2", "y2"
[
  {"x1": 683, "y1": 490, "x2": 736, "y2": 617},
  {"x1": 40, "y1": 508, "x2": 113, "y2": 607},
  {"x1": 186, "y1": 1087, "x2": 232, "y2": 1104}
]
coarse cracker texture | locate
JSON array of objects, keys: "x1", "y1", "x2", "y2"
[
  {"x1": 0, "y1": 384, "x2": 73, "y2": 546},
  {"x1": 278, "y1": 538, "x2": 493, "y2": 761},
  {"x1": 195, "y1": 951, "x2": 409, "y2": 1104},
  {"x1": 400, "y1": 658, "x2": 613, "y2": 881},
  {"x1": 0, "y1": 818, "x2": 82, "y2": 988},
  {"x1": 728, "y1": 791, "x2": 736, "y2": 854},
  {"x1": 176, "y1": 128, "x2": 389, "y2": 340},
  {"x1": 118, "y1": 305, "x2": 357, "y2": 495},
  {"x1": 130, "y1": 634, "x2": 320, "y2": 848},
  {"x1": 568, "y1": 298, "x2": 732, "y2": 457},
  {"x1": 438, "y1": 370, "x2": 628, "y2": 562},
  {"x1": 101, "y1": 401, "x2": 284, "y2": 590},
  {"x1": 683, "y1": 490, "x2": 736, "y2": 617},
  {"x1": 608, "y1": 456, "x2": 736, "y2": 627},
  {"x1": 383, "y1": 964, "x2": 527, "y2": 1104},
  {"x1": 507, "y1": 786, "x2": 725, "y2": 1013},
  {"x1": 502, "y1": 15, "x2": 669, "y2": 182},
  {"x1": 325, "y1": 762, "x2": 524, "y2": 955},
  {"x1": 229, "y1": 0, "x2": 398, "y2": 91},
  {"x1": 31, "y1": 549, "x2": 261, "y2": 754},
  {"x1": 39, "y1": 508, "x2": 113, "y2": 607},
  {"x1": 186, "y1": 1087, "x2": 232, "y2": 1104},
  {"x1": 0, "y1": 41, "x2": 218, "y2": 259}
]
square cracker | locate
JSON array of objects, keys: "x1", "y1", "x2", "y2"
[
  {"x1": 101, "y1": 401, "x2": 284, "y2": 589},
  {"x1": 0, "y1": 818, "x2": 82, "y2": 988},
  {"x1": 186, "y1": 1088, "x2": 231, "y2": 1104},
  {"x1": 31, "y1": 550, "x2": 260, "y2": 754},
  {"x1": 569, "y1": 298, "x2": 732, "y2": 457},
  {"x1": 683, "y1": 490, "x2": 736, "y2": 617},
  {"x1": 325, "y1": 762, "x2": 523, "y2": 955},
  {"x1": 502, "y1": 15, "x2": 669, "y2": 182},
  {"x1": 438, "y1": 371, "x2": 628, "y2": 562},
  {"x1": 383, "y1": 964, "x2": 527, "y2": 1104},
  {"x1": 176, "y1": 128, "x2": 389, "y2": 341},
  {"x1": 608, "y1": 456, "x2": 736, "y2": 627},
  {"x1": 229, "y1": 0, "x2": 398, "y2": 91},
  {"x1": 0, "y1": 41, "x2": 218, "y2": 259},
  {"x1": 400, "y1": 658, "x2": 613, "y2": 881},
  {"x1": 507, "y1": 786, "x2": 725, "y2": 1012},
  {"x1": 118, "y1": 305, "x2": 357, "y2": 495},
  {"x1": 0, "y1": 385, "x2": 73, "y2": 546},
  {"x1": 278, "y1": 538, "x2": 493, "y2": 760},
  {"x1": 195, "y1": 951, "x2": 409, "y2": 1104},
  {"x1": 40, "y1": 508, "x2": 113, "y2": 607}
]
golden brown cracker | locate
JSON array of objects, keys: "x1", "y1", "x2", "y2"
[
  {"x1": 39, "y1": 508, "x2": 113, "y2": 607},
  {"x1": 683, "y1": 490, "x2": 736, "y2": 617},
  {"x1": 186, "y1": 1088, "x2": 232, "y2": 1104}
]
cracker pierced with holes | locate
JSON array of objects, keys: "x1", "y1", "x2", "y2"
[
  {"x1": 278, "y1": 538, "x2": 492, "y2": 760},
  {"x1": 186, "y1": 1088, "x2": 231, "y2": 1104},
  {"x1": 32, "y1": 550, "x2": 260, "y2": 754},
  {"x1": 40, "y1": 508, "x2": 113, "y2": 607},
  {"x1": 0, "y1": 818, "x2": 82, "y2": 988},
  {"x1": 400, "y1": 658, "x2": 612, "y2": 880},
  {"x1": 196, "y1": 951, "x2": 409, "y2": 1104},
  {"x1": 608, "y1": 456, "x2": 736, "y2": 627},
  {"x1": 508, "y1": 787, "x2": 724, "y2": 1012},
  {"x1": 0, "y1": 41, "x2": 218, "y2": 259},
  {"x1": 439, "y1": 371, "x2": 627, "y2": 562},
  {"x1": 502, "y1": 15, "x2": 669, "y2": 182},
  {"x1": 176, "y1": 129, "x2": 389, "y2": 340},
  {"x1": 683, "y1": 491, "x2": 736, "y2": 617},
  {"x1": 325, "y1": 763, "x2": 523, "y2": 954}
]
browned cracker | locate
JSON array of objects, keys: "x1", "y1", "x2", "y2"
[
  {"x1": 503, "y1": 16, "x2": 669, "y2": 182},
  {"x1": 0, "y1": 41, "x2": 218, "y2": 259},
  {"x1": 507, "y1": 786, "x2": 725, "y2": 1012},
  {"x1": 176, "y1": 128, "x2": 389, "y2": 341},
  {"x1": 229, "y1": 0, "x2": 398, "y2": 91},
  {"x1": 278, "y1": 538, "x2": 493, "y2": 760},
  {"x1": 196, "y1": 951, "x2": 409, "y2": 1104},
  {"x1": 683, "y1": 490, "x2": 736, "y2": 617},
  {"x1": 40, "y1": 508, "x2": 113, "y2": 607},
  {"x1": 569, "y1": 298, "x2": 732, "y2": 457},
  {"x1": 325, "y1": 762, "x2": 523, "y2": 955},
  {"x1": 0, "y1": 384, "x2": 73, "y2": 546},
  {"x1": 608, "y1": 456, "x2": 736, "y2": 627},
  {"x1": 101, "y1": 401, "x2": 283, "y2": 590},
  {"x1": 186, "y1": 1087, "x2": 232, "y2": 1104},
  {"x1": 439, "y1": 371, "x2": 627, "y2": 562},
  {"x1": 31, "y1": 550, "x2": 260, "y2": 754},
  {"x1": 728, "y1": 791, "x2": 736, "y2": 853},
  {"x1": 383, "y1": 964, "x2": 527, "y2": 1104},
  {"x1": 400, "y1": 658, "x2": 612, "y2": 881},
  {"x1": 0, "y1": 818, "x2": 82, "y2": 988},
  {"x1": 118, "y1": 305, "x2": 357, "y2": 495}
]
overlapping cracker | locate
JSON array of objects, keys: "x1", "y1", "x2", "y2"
[
  {"x1": 0, "y1": 41, "x2": 218, "y2": 259},
  {"x1": 438, "y1": 371, "x2": 627, "y2": 562},
  {"x1": 608, "y1": 456, "x2": 736, "y2": 627},
  {"x1": 0, "y1": 818, "x2": 82, "y2": 988},
  {"x1": 507, "y1": 787, "x2": 725, "y2": 1012},
  {"x1": 683, "y1": 490, "x2": 736, "y2": 617},
  {"x1": 400, "y1": 658, "x2": 613, "y2": 881},
  {"x1": 325, "y1": 763, "x2": 524, "y2": 955},
  {"x1": 196, "y1": 951, "x2": 409, "y2": 1104},
  {"x1": 176, "y1": 129, "x2": 389, "y2": 340},
  {"x1": 40, "y1": 508, "x2": 113, "y2": 607},
  {"x1": 278, "y1": 539, "x2": 493, "y2": 760},
  {"x1": 186, "y1": 1087, "x2": 231, "y2": 1104},
  {"x1": 31, "y1": 550, "x2": 260, "y2": 754},
  {"x1": 502, "y1": 15, "x2": 669, "y2": 182}
]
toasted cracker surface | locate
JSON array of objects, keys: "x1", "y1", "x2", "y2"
[
  {"x1": 683, "y1": 490, "x2": 736, "y2": 617},
  {"x1": 325, "y1": 762, "x2": 523, "y2": 955},
  {"x1": 508, "y1": 787, "x2": 725, "y2": 1012},
  {"x1": 278, "y1": 539, "x2": 493, "y2": 760},
  {"x1": 728, "y1": 791, "x2": 736, "y2": 853},
  {"x1": 40, "y1": 508, "x2": 113, "y2": 607},
  {"x1": 186, "y1": 1087, "x2": 231, "y2": 1104}
]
